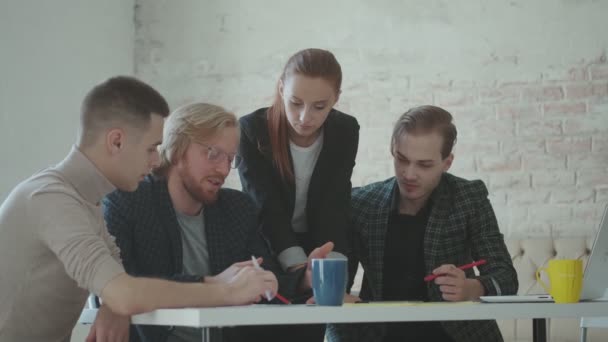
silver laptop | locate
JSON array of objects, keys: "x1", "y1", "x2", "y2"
[
  {"x1": 481, "y1": 205, "x2": 608, "y2": 303},
  {"x1": 580, "y1": 205, "x2": 608, "y2": 301}
]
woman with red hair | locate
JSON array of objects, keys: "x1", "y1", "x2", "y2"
[{"x1": 238, "y1": 48, "x2": 359, "y2": 341}]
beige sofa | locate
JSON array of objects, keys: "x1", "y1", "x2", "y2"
[
  {"x1": 500, "y1": 238, "x2": 606, "y2": 342},
  {"x1": 350, "y1": 237, "x2": 608, "y2": 341}
]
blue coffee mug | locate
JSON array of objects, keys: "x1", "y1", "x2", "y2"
[{"x1": 312, "y1": 258, "x2": 348, "y2": 306}]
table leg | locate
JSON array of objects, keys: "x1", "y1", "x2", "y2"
[
  {"x1": 201, "y1": 327, "x2": 210, "y2": 342},
  {"x1": 533, "y1": 318, "x2": 547, "y2": 342}
]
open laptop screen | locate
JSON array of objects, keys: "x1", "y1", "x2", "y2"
[{"x1": 581, "y1": 205, "x2": 608, "y2": 301}]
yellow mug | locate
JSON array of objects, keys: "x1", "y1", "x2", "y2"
[{"x1": 536, "y1": 259, "x2": 583, "y2": 304}]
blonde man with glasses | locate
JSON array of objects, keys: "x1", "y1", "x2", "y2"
[{"x1": 92, "y1": 103, "x2": 333, "y2": 342}]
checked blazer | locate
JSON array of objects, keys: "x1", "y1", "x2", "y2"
[
  {"x1": 327, "y1": 173, "x2": 518, "y2": 342},
  {"x1": 103, "y1": 175, "x2": 304, "y2": 342}
]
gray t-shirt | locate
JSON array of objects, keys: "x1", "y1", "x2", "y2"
[
  {"x1": 176, "y1": 210, "x2": 210, "y2": 277},
  {"x1": 167, "y1": 210, "x2": 211, "y2": 342}
]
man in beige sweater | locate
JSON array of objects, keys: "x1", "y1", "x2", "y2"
[{"x1": 0, "y1": 76, "x2": 278, "y2": 342}]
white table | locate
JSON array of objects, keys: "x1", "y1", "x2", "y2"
[{"x1": 79, "y1": 301, "x2": 608, "y2": 342}]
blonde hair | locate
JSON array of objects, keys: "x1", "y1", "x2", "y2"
[{"x1": 155, "y1": 102, "x2": 238, "y2": 175}]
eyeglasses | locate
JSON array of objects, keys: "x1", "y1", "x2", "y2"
[{"x1": 196, "y1": 142, "x2": 242, "y2": 169}]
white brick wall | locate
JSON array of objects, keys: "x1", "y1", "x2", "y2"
[{"x1": 134, "y1": 0, "x2": 608, "y2": 238}]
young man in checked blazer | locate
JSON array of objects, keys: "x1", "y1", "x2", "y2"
[
  {"x1": 328, "y1": 105, "x2": 518, "y2": 342},
  {"x1": 89, "y1": 103, "x2": 333, "y2": 342}
]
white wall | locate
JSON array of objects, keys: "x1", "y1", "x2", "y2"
[
  {"x1": 134, "y1": 0, "x2": 608, "y2": 238},
  {"x1": 0, "y1": 0, "x2": 135, "y2": 202},
  {"x1": 1, "y1": 2, "x2": 134, "y2": 337}
]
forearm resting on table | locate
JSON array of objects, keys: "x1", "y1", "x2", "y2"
[{"x1": 100, "y1": 273, "x2": 231, "y2": 316}]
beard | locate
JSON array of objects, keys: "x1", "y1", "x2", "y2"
[{"x1": 179, "y1": 167, "x2": 222, "y2": 206}]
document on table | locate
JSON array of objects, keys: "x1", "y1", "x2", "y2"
[{"x1": 344, "y1": 301, "x2": 480, "y2": 307}]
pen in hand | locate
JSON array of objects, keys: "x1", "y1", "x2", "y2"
[
  {"x1": 250, "y1": 255, "x2": 291, "y2": 304},
  {"x1": 251, "y1": 255, "x2": 273, "y2": 301},
  {"x1": 424, "y1": 259, "x2": 487, "y2": 282}
]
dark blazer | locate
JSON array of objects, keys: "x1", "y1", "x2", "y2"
[
  {"x1": 327, "y1": 173, "x2": 518, "y2": 342},
  {"x1": 238, "y1": 107, "x2": 360, "y2": 258},
  {"x1": 103, "y1": 175, "x2": 305, "y2": 342}
]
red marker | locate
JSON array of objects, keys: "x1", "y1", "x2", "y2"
[
  {"x1": 424, "y1": 259, "x2": 487, "y2": 282},
  {"x1": 274, "y1": 293, "x2": 291, "y2": 305}
]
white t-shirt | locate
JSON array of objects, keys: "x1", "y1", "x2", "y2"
[
  {"x1": 289, "y1": 133, "x2": 324, "y2": 233},
  {"x1": 279, "y1": 133, "x2": 347, "y2": 270}
]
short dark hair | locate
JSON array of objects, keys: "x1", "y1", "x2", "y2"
[
  {"x1": 391, "y1": 105, "x2": 457, "y2": 159},
  {"x1": 79, "y1": 76, "x2": 170, "y2": 147}
]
